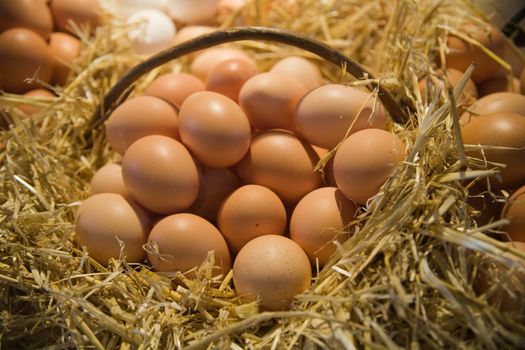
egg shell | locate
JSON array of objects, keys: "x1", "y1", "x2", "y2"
[
  {"x1": 17, "y1": 89, "x2": 55, "y2": 116},
  {"x1": 145, "y1": 73, "x2": 205, "y2": 108},
  {"x1": 290, "y1": 187, "x2": 358, "y2": 266},
  {"x1": 0, "y1": 0, "x2": 54, "y2": 39},
  {"x1": 206, "y1": 58, "x2": 258, "y2": 102},
  {"x1": 173, "y1": 25, "x2": 216, "y2": 49},
  {"x1": 461, "y1": 92, "x2": 525, "y2": 125},
  {"x1": 190, "y1": 47, "x2": 255, "y2": 81},
  {"x1": 105, "y1": 96, "x2": 179, "y2": 155},
  {"x1": 501, "y1": 185, "x2": 525, "y2": 242},
  {"x1": 75, "y1": 193, "x2": 151, "y2": 264},
  {"x1": 104, "y1": 0, "x2": 169, "y2": 17},
  {"x1": 270, "y1": 56, "x2": 323, "y2": 91},
  {"x1": 121, "y1": 135, "x2": 199, "y2": 214},
  {"x1": 127, "y1": 9, "x2": 177, "y2": 55},
  {"x1": 294, "y1": 84, "x2": 388, "y2": 150},
  {"x1": 233, "y1": 234, "x2": 312, "y2": 311},
  {"x1": 49, "y1": 32, "x2": 81, "y2": 86},
  {"x1": 218, "y1": 184, "x2": 287, "y2": 253},
  {"x1": 167, "y1": 0, "x2": 219, "y2": 25},
  {"x1": 90, "y1": 163, "x2": 129, "y2": 197},
  {"x1": 50, "y1": 0, "x2": 101, "y2": 34},
  {"x1": 333, "y1": 128, "x2": 405, "y2": 205},
  {"x1": 461, "y1": 113, "x2": 525, "y2": 189},
  {"x1": 147, "y1": 213, "x2": 231, "y2": 277},
  {"x1": 237, "y1": 130, "x2": 323, "y2": 204},
  {"x1": 178, "y1": 91, "x2": 251, "y2": 168},
  {"x1": 238, "y1": 72, "x2": 307, "y2": 131},
  {"x1": 418, "y1": 68, "x2": 478, "y2": 104},
  {"x1": 0, "y1": 28, "x2": 53, "y2": 93},
  {"x1": 477, "y1": 76, "x2": 521, "y2": 97},
  {"x1": 189, "y1": 166, "x2": 240, "y2": 221}
]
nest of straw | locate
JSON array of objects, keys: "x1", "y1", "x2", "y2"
[{"x1": 1, "y1": 0, "x2": 525, "y2": 348}]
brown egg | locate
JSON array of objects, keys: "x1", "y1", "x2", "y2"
[
  {"x1": 206, "y1": 58, "x2": 258, "y2": 102},
  {"x1": 418, "y1": 68, "x2": 478, "y2": 104},
  {"x1": 294, "y1": 84, "x2": 388, "y2": 149},
  {"x1": 178, "y1": 91, "x2": 251, "y2": 167},
  {"x1": 75, "y1": 193, "x2": 151, "y2": 264},
  {"x1": 105, "y1": 96, "x2": 179, "y2": 155},
  {"x1": 121, "y1": 135, "x2": 199, "y2": 214},
  {"x1": 49, "y1": 32, "x2": 81, "y2": 86},
  {"x1": 218, "y1": 184, "x2": 287, "y2": 253},
  {"x1": 239, "y1": 72, "x2": 307, "y2": 131},
  {"x1": 445, "y1": 23, "x2": 505, "y2": 83},
  {"x1": 290, "y1": 187, "x2": 358, "y2": 266},
  {"x1": 0, "y1": 0, "x2": 54, "y2": 38},
  {"x1": 173, "y1": 25, "x2": 217, "y2": 45},
  {"x1": 521, "y1": 67, "x2": 525, "y2": 95},
  {"x1": 167, "y1": 0, "x2": 219, "y2": 26},
  {"x1": 147, "y1": 213, "x2": 231, "y2": 277},
  {"x1": 333, "y1": 129, "x2": 405, "y2": 205},
  {"x1": 462, "y1": 113, "x2": 525, "y2": 189},
  {"x1": 270, "y1": 56, "x2": 323, "y2": 91},
  {"x1": 190, "y1": 47, "x2": 255, "y2": 81},
  {"x1": 17, "y1": 89, "x2": 55, "y2": 115},
  {"x1": 189, "y1": 166, "x2": 240, "y2": 221},
  {"x1": 0, "y1": 28, "x2": 53, "y2": 93},
  {"x1": 145, "y1": 73, "x2": 205, "y2": 108},
  {"x1": 501, "y1": 185, "x2": 525, "y2": 242},
  {"x1": 237, "y1": 130, "x2": 323, "y2": 204},
  {"x1": 461, "y1": 92, "x2": 525, "y2": 125},
  {"x1": 90, "y1": 163, "x2": 129, "y2": 197},
  {"x1": 233, "y1": 234, "x2": 311, "y2": 310},
  {"x1": 50, "y1": 0, "x2": 101, "y2": 34},
  {"x1": 478, "y1": 76, "x2": 521, "y2": 97}
]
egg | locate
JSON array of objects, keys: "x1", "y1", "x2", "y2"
[
  {"x1": 270, "y1": 56, "x2": 323, "y2": 91},
  {"x1": 178, "y1": 91, "x2": 251, "y2": 167},
  {"x1": 105, "y1": 96, "x2": 179, "y2": 155},
  {"x1": 501, "y1": 185, "x2": 525, "y2": 242},
  {"x1": 173, "y1": 25, "x2": 217, "y2": 46},
  {"x1": 445, "y1": 23, "x2": 505, "y2": 83},
  {"x1": 294, "y1": 84, "x2": 388, "y2": 150},
  {"x1": 75, "y1": 193, "x2": 151, "y2": 264},
  {"x1": 90, "y1": 163, "x2": 129, "y2": 197},
  {"x1": 147, "y1": 213, "x2": 231, "y2": 277},
  {"x1": 206, "y1": 58, "x2": 258, "y2": 102},
  {"x1": 0, "y1": 28, "x2": 53, "y2": 93},
  {"x1": 233, "y1": 234, "x2": 311, "y2": 311},
  {"x1": 239, "y1": 72, "x2": 307, "y2": 131},
  {"x1": 333, "y1": 129, "x2": 405, "y2": 205},
  {"x1": 167, "y1": 0, "x2": 219, "y2": 25},
  {"x1": 290, "y1": 187, "x2": 358, "y2": 266},
  {"x1": 145, "y1": 73, "x2": 205, "y2": 108},
  {"x1": 127, "y1": 9, "x2": 177, "y2": 55},
  {"x1": 104, "y1": 0, "x2": 169, "y2": 17},
  {"x1": 237, "y1": 130, "x2": 323, "y2": 204},
  {"x1": 190, "y1": 47, "x2": 255, "y2": 81},
  {"x1": 17, "y1": 89, "x2": 55, "y2": 116},
  {"x1": 477, "y1": 76, "x2": 521, "y2": 97},
  {"x1": 189, "y1": 166, "x2": 239, "y2": 221},
  {"x1": 121, "y1": 135, "x2": 199, "y2": 214},
  {"x1": 49, "y1": 32, "x2": 81, "y2": 86},
  {"x1": 418, "y1": 68, "x2": 478, "y2": 104},
  {"x1": 50, "y1": 0, "x2": 101, "y2": 34},
  {"x1": 461, "y1": 113, "x2": 525, "y2": 189},
  {"x1": 461, "y1": 92, "x2": 525, "y2": 125},
  {"x1": 0, "y1": 0, "x2": 54, "y2": 38},
  {"x1": 218, "y1": 184, "x2": 287, "y2": 253}
]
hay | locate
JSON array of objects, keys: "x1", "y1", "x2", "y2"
[{"x1": 1, "y1": 0, "x2": 525, "y2": 348}]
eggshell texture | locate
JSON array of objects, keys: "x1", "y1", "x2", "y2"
[
  {"x1": 190, "y1": 47, "x2": 255, "y2": 81},
  {"x1": 17, "y1": 89, "x2": 55, "y2": 116},
  {"x1": 178, "y1": 91, "x2": 251, "y2": 167},
  {"x1": 49, "y1": 32, "x2": 81, "y2": 86},
  {"x1": 0, "y1": 0, "x2": 54, "y2": 38},
  {"x1": 333, "y1": 129, "x2": 405, "y2": 205},
  {"x1": 501, "y1": 185, "x2": 525, "y2": 242},
  {"x1": 233, "y1": 234, "x2": 311, "y2": 310},
  {"x1": 237, "y1": 130, "x2": 323, "y2": 204},
  {"x1": 478, "y1": 76, "x2": 521, "y2": 97},
  {"x1": 461, "y1": 113, "x2": 525, "y2": 189},
  {"x1": 418, "y1": 68, "x2": 478, "y2": 104},
  {"x1": 75, "y1": 193, "x2": 151, "y2": 264},
  {"x1": 218, "y1": 184, "x2": 287, "y2": 253},
  {"x1": 206, "y1": 58, "x2": 258, "y2": 102},
  {"x1": 461, "y1": 92, "x2": 525, "y2": 125},
  {"x1": 90, "y1": 163, "x2": 129, "y2": 197},
  {"x1": 445, "y1": 23, "x2": 505, "y2": 83},
  {"x1": 121, "y1": 135, "x2": 199, "y2": 214},
  {"x1": 238, "y1": 72, "x2": 307, "y2": 131},
  {"x1": 105, "y1": 96, "x2": 179, "y2": 155},
  {"x1": 0, "y1": 28, "x2": 53, "y2": 93},
  {"x1": 190, "y1": 166, "x2": 239, "y2": 221},
  {"x1": 167, "y1": 0, "x2": 219, "y2": 25},
  {"x1": 294, "y1": 84, "x2": 388, "y2": 149},
  {"x1": 127, "y1": 9, "x2": 177, "y2": 54},
  {"x1": 270, "y1": 56, "x2": 323, "y2": 91},
  {"x1": 145, "y1": 73, "x2": 205, "y2": 108},
  {"x1": 290, "y1": 187, "x2": 358, "y2": 266},
  {"x1": 147, "y1": 213, "x2": 231, "y2": 276},
  {"x1": 50, "y1": 0, "x2": 101, "y2": 34}
]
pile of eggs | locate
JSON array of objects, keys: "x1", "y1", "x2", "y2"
[{"x1": 77, "y1": 48, "x2": 407, "y2": 310}]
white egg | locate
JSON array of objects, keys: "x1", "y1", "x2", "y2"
[
  {"x1": 167, "y1": 0, "x2": 219, "y2": 25},
  {"x1": 127, "y1": 9, "x2": 177, "y2": 54},
  {"x1": 104, "y1": 0, "x2": 169, "y2": 17}
]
